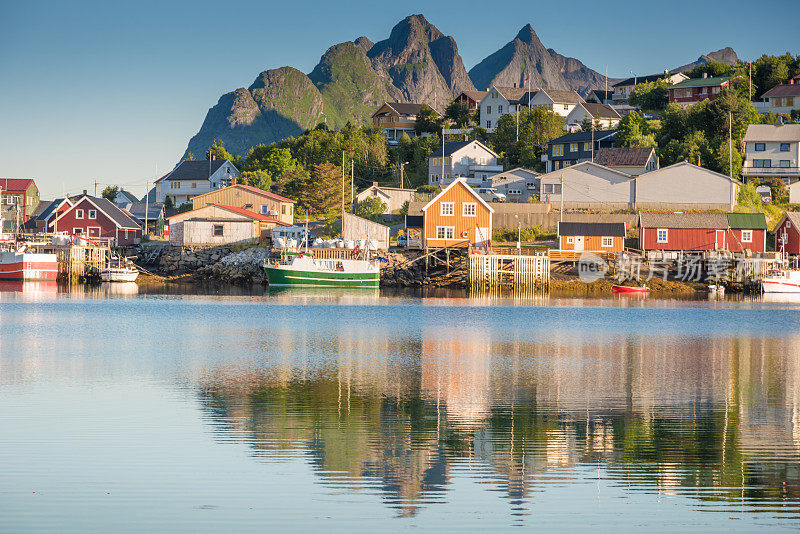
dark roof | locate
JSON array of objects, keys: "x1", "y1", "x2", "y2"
[
  {"x1": 405, "y1": 215, "x2": 423, "y2": 228},
  {"x1": 33, "y1": 199, "x2": 68, "y2": 222},
  {"x1": 590, "y1": 89, "x2": 613, "y2": 101},
  {"x1": 550, "y1": 130, "x2": 618, "y2": 145},
  {"x1": 581, "y1": 102, "x2": 621, "y2": 120},
  {"x1": 494, "y1": 86, "x2": 537, "y2": 105},
  {"x1": 455, "y1": 90, "x2": 488, "y2": 103},
  {"x1": 119, "y1": 202, "x2": 164, "y2": 221},
  {"x1": 638, "y1": 212, "x2": 729, "y2": 229},
  {"x1": 594, "y1": 147, "x2": 654, "y2": 167},
  {"x1": 428, "y1": 140, "x2": 492, "y2": 158},
  {"x1": 762, "y1": 84, "x2": 800, "y2": 98},
  {"x1": 558, "y1": 222, "x2": 626, "y2": 237},
  {"x1": 727, "y1": 212, "x2": 767, "y2": 230},
  {"x1": 373, "y1": 102, "x2": 426, "y2": 117},
  {"x1": 161, "y1": 160, "x2": 233, "y2": 182},
  {"x1": 59, "y1": 196, "x2": 141, "y2": 229},
  {"x1": 613, "y1": 73, "x2": 673, "y2": 87},
  {"x1": 113, "y1": 190, "x2": 140, "y2": 203},
  {"x1": 539, "y1": 89, "x2": 584, "y2": 105}
]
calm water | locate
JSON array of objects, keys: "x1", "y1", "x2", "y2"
[{"x1": 2, "y1": 284, "x2": 800, "y2": 532}]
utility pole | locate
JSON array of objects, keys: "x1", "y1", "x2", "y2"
[
  {"x1": 144, "y1": 180, "x2": 149, "y2": 237},
  {"x1": 94, "y1": 180, "x2": 98, "y2": 197},
  {"x1": 559, "y1": 174, "x2": 564, "y2": 222},
  {"x1": 749, "y1": 62, "x2": 752, "y2": 101},
  {"x1": 516, "y1": 105, "x2": 519, "y2": 143},
  {"x1": 350, "y1": 159, "x2": 354, "y2": 212},
  {"x1": 341, "y1": 151, "x2": 345, "y2": 217},
  {"x1": 729, "y1": 111, "x2": 734, "y2": 210},
  {"x1": 400, "y1": 162, "x2": 404, "y2": 189},
  {"x1": 441, "y1": 128, "x2": 445, "y2": 185}
]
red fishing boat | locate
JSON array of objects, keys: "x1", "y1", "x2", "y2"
[
  {"x1": 612, "y1": 285, "x2": 648, "y2": 294},
  {"x1": 0, "y1": 251, "x2": 59, "y2": 280}
]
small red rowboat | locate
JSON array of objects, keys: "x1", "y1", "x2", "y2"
[{"x1": 612, "y1": 285, "x2": 648, "y2": 294}]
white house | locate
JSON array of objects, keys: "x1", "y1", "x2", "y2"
[
  {"x1": 527, "y1": 89, "x2": 585, "y2": 117},
  {"x1": 634, "y1": 162, "x2": 739, "y2": 210},
  {"x1": 428, "y1": 140, "x2": 502, "y2": 187},
  {"x1": 478, "y1": 85, "x2": 537, "y2": 132},
  {"x1": 538, "y1": 162, "x2": 634, "y2": 207},
  {"x1": 759, "y1": 76, "x2": 800, "y2": 115},
  {"x1": 487, "y1": 168, "x2": 540, "y2": 202},
  {"x1": 742, "y1": 124, "x2": 800, "y2": 185},
  {"x1": 565, "y1": 102, "x2": 621, "y2": 132},
  {"x1": 155, "y1": 159, "x2": 240, "y2": 206}
]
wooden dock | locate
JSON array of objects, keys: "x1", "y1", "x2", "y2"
[{"x1": 468, "y1": 253, "x2": 549, "y2": 290}]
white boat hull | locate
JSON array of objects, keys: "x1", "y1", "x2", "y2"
[
  {"x1": 100, "y1": 268, "x2": 139, "y2": 282},
  {"x1": 762, "y1": 279, "x2": 800, "y2": 293}
]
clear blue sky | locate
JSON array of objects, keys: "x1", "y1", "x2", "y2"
[{"x1": 1, "y1": 0, "x2": 797, "y2": 199}]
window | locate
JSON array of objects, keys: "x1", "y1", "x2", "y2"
[
  {"x1": 741, "y1": 230, "x2": 753, "y2": 243},
  {"x1": 552, "y1": 144, "x2": 564, "y2": 156},
  {"x1": 213, "y1": 225, "x2": 224, "y2": 237},
  {"x1": 492, "y1": 91, "x2": 497, "y2": 98},
  {"x1": 526, "y1": 182, "x2": 536, "y2": 190},
  {"x1": 433, "y1": 157, "x2": 438, "y2": 166},
  {"x1": 566, "y1": 236, "x2": 574, "y2": 244},
  {"x1": 76, "y1": 209, "x2": 84, "y2": 219},
  {"x1": 463, "y1": 202, "x2": 476, "y2": 216},
  {"x1": 570, "y1": 143, "x2": 579, "y2": 152},
  {"x1": 563, "y1": 104, "x2": 569, "y2": 110},
  {"x1": 260, "y1": 205, "x2": 270, "y2": 214},
  {"x1": 443, "y1": 173, "x2": 450, "y2": 180},
  {"x1": 498, "y1": 105, "x2": 503, "y2": 114},
  {"x1": 431, "y1": 174, "x2": 439, "y2": 182},
  {"x1": 436, "y1": 226, "x2": 455, "y2": 239},
  {"x1": 657, "y1": 229, "x2": 668, "y2": 243},
  {"x1": 780, "y1": 143, "x2": 790, "y2": 152},
  {"x1": 124, "y1": 230, "x2": 129, "y2": 239},
  {"x1": 281, "y1": 205, "x2": 287, "y2": 215},
  {"x1": 754, "y1": 159, "x2": 772, "y2": 168},
  {"x1": 780, "y1": 160, "x2": 791, "y2": 168},
  {"x1": 601, "y1": 236, "x2": 613, "y2": 248},
  {"x1": 191, "y1": 182, "x2": 197, "y2": 189},
  {"x1": 584, "y1": 142, "x2": 591, "y2": 151},
  {"x1": 88, "y1": 210, "x2": 96, "y2": 219},
  {"x1": 754, "y1": 143, "x2": 765, "y2": 151},
  {"x1": 440, "y1": 202, "x2": 454, "y2": 216},
  {"x1": 487, "y1": 105, "x2": 492, "y2": 114},
  {"x1": 486, "y1": 120, "x2": 492, "y2": 129},
  {"x1": 73, "y1": 228, "x2": 83, "y2": 235}
]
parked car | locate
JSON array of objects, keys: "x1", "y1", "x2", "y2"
[{"x1": 477, "y1": 188, "x2": 506, "y2": 202}]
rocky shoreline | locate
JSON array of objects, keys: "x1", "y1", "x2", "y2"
[{"x1": 141, "y1": 244, "x2": 712, "y2": 295}]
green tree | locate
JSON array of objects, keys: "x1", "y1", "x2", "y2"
[
  {"x1": 206, "y1": 140, "x2": 238, "y2": 164},
  {"x1": 444, "y1": 102, "x2": 471, "y2": 128},
  {"x1": 713, "y1": 138, "x2": 743, "y2": 178},
  {"x1": 293, "y1": 163, "x2": 343, "y2": 217},
  {"x1": 616, "y1": 111, "x2": 655, "y2": 147},
  {"x1": 628, "y1": 79, "x2": 670, "y2": 110},
  {"x1": 177, "y1": 202, "x2": 192, "y2": 214},
  {"x1": 414, "y1": 105, "x2": 441, "y2": 135},
  {"x1": 737, "y1": 182, "x2": 762, "y2": 208},
  {"x1": 353, "y1": 196, "x2": 387, "y2": 221},
  {"x1": 493, "y1": 107, "x2": 564, "y2": 170},
  {"x1": 164, "y1": 196, "x2": 174, "y2": 209},
  {"x1": 241, "y1": 169, "x2": 272, "y2": 191},
  {"x1": 101, "y1": 185, "x2": 119, "y2": 201}
]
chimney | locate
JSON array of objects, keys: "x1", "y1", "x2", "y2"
[{"x1": 83, "y1": 189, "x2": 87, "y2": 196}]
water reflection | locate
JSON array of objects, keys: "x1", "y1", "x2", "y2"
[{"x1": 195, "y1": 323, "x2": 800, "y2": 519}]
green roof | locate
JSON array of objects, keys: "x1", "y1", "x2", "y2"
[
  {"x1": 727, "y1": 212, "x2": 767, "y2": 230},
  {"x1": 670, "y1": 76, "x2": 731, "y2": 89}
]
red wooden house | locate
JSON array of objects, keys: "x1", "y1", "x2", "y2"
[
  {"x1": 775, "y1": 211, "x2": 800, "y2": 255},
  {"x1": 668, "y1": 75, "x2": 731, "y2": 106},
  {"x1": 639, "y1": 212, "x2": 767, "y2": 253},
  {"x1": 49, "y1": 195, "x2": 142, "y2": 246}
]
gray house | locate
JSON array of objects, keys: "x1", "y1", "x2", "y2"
[{"x1": 488, "y1": 168, "x2": 540, "y2": 202}]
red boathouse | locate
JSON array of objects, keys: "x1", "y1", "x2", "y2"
[
  {"x1": 639, "y1": 212, "x2": 767, "y2": 253},
  {"x1": 49, "y1": 195, "x2": 142, "y2": 246}
]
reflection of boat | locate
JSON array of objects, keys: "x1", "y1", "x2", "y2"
[
  {"x1": 708, "y1": 284, "x2": 725, "y2": 296},
  {"x1": 0, "y1": 280, "x2": 59, "y2": 296},
  {"x1": 612, "y1": 285, "x2": 648, "y2": 294},
  {"x1": 265, "y1": 254, "x2": 380, "y2": 287},
  {"x1": 100, "y1": 257, "x2": 139, "y2": 282},
  {"x1": 762, "y1": 270, "x2": 800, "y2": 293},
  {"x1": 100, "y1": 281, "x2": 139, "y2": 295},
  {"x1": 0, "y1": 250, "x2": 59, "y2": 280}
]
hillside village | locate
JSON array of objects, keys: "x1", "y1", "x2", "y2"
[{"x1": 3, "y1": 14, "x2": 800, "y2": 291}]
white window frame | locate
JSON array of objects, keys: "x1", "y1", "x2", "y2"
[
  {"x1": 601, "y1": 236, "x2": 614, "y2": 248},
  {"x1": 741, "y1": 230, "x2": 753, "y2": 243},
  {"x1": 657, "y1": 228, "x2": 668, "y2": 243},
  {"x1": 73, "y1": 227, "x2": 83, "y2": 235},
  {"x1": 88, "y1": 209, "x2": 97, "y2": 219},
  {"x1": 462, "y1": 202, "x2": 476, "y2": 217},
  {"x1": 88, "y1": 226, "x2": 101, "y2": 237},
  {"x1": 566, "y1": 236, "x2": 574, "y2": 244},
  {"x1": 435, "y1": 226, "x2": 455, "y2": 239},
  {"x1": 440, "y1": 202, "x2": 454, "y2": 216},
  {"x1": 76, "y1": 209, "x2": 84, "y2": 219}
]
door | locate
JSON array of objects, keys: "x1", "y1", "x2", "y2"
[
  {"x1": 574, "y1": 236, "x2": 584, "y2": 251},
  {"x1": 475, "y1": 227, "x2": 490, "y2": 247},
  {"x1": 715, "y1": 230, "x2": 726, "y2": 250}
]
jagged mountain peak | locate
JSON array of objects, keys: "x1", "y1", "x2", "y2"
[
  {"x1": 354, "y1": 36, "x2": 374, "y2": 53},
  {"x1": 515, "y1": 24, "x2": 537, "y2": 43}
]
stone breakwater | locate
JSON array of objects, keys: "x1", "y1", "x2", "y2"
[{"x1": 147, "y1": 244, "x2": 266, "y2": 284}]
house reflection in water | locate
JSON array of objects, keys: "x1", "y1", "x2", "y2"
[{"x1": 193, "y1": 325, "x2": 800, "y2": 518}]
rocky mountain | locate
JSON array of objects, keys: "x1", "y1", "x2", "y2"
[
  {"x1": 671, "y1": 47, "x2": 740, "y2": 73},
  {"x1": 184, "y1": 67, "x2": 323, "y2": 159},
  {"x1": 182, "y1": 15, "x2": 740, "y2": 159},
  {"x1": 547, "y1": 48, "x2": 620, "y2": 96},
  {"x1": 469, "y1": 24, "x2": 569, "y2": 92}
]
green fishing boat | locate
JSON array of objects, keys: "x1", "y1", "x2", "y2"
[{"x1": 265, "y1": 254, "x2": 380, "y2": 287}]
